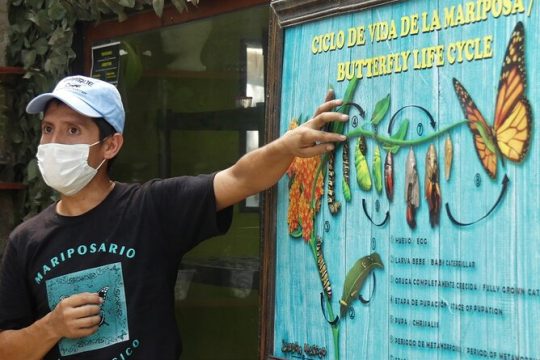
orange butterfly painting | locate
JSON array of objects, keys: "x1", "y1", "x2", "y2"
[{"x1": 453, "y1": 21, "x2": 532, "y2": 179}]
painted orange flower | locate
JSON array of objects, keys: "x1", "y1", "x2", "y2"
[{"x1": 287, "y1": 119, "x2": 324, "y2": 242}]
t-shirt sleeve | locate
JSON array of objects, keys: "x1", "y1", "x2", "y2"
[
  {"x1": 146, "y1": 174, "x2": 233, "y2": 256},
  {"x1": 0, "y1": 237, "x2": 34, "y2": 330}
]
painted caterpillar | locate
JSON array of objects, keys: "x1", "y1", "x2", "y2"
[
  {"x1": 327, "y1": 150, "x2": 341, "y2": 214},
  {"x1": 358, "y1": 135, "x2": 368, "y2": 156},
  {"x1": 342, "y1": 141, "x2": 351, "y2": 202},
  {"x1": 316, "y1": 237, "x2": 332, "y2": 299}
]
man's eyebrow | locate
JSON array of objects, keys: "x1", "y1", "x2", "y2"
[{"x1": 42, "y1": 116, "x2": 92, "y2": 128}]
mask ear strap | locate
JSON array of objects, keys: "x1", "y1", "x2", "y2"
[{"x1": 94, "y1": 158, "x2": 107, "y2": 171}]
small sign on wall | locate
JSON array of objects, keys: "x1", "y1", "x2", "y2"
[{"x1": 91, "y1": 42, "x2": 121, "y2": 85}]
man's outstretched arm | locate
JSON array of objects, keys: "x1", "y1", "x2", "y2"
[{"x1": 214, "y1": 94, "x2": 347, "y2": 211}]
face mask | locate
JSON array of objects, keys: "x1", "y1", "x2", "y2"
[{"x1": 37, "y1": 141, "x2": 106, "y2": 196}]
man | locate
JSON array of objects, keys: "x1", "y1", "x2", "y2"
[{"x1": 0, "y1": 75, "x2": 347, "y2": 359}]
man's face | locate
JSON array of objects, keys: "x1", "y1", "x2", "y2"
[{"x1": 40, "y1": 101, "x2": 104, "y2": 168}]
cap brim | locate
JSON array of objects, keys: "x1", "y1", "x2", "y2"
[{"x1": 26, "y1": 91, "x2": 102, "y2": 118}]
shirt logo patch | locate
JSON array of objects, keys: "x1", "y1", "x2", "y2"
[{"x1": 46, "y1": 262, "x2": 129, "y2": 356}]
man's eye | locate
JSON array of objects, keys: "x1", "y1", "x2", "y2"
[
  {"x1": 68, "y1": 127, "x2": 80, "y2": 135},
  {"x1": 42, "y1": 126, "x2": 52, "y2": 134}
]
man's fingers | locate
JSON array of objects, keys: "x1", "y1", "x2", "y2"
[
  {"x1": 324, "y1": 88, "x2": 336, "y2": 103},
  {"x1": 62, "y1": 293, "x2": 103, "y2": 307},
  {"x1": 323, "y1": 133, "x2": 347, "y2": 144},
  {"x1": 76, "y1": 315, "x2": 102, "y2": 329},
  {"x1": 314, "y1": 99, "x2": 343, "y2": 117},
  {"x1": 299, "y1": 143, "x2": 335, "y2": 158},
  {"x1": 74, "y1": 304, "x2": 102, "y2": 318},
  {"x1": 310, "y1": 112, "x2": 349, "y2": 129},
  {"x1": 71, "y1": 323, "x2": 100, "y2": 339}
]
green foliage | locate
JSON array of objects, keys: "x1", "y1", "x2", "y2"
[{"x1": 7, "y1": 0, "x2": 191, "y2": 218}]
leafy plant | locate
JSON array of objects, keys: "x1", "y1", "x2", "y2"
[{"x1": 6, "y1": 0, "x2": 192, "y2": 218}]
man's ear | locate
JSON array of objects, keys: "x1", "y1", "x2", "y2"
[{"x1": 103, "y1": 133, "x2": 124, "y2": 160}]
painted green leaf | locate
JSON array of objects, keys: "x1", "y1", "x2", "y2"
[
  {"x1": 383, "y1": 119, "x2": 410, "y2": 154},
  {"x1": 475, "y1": 120, "x2": 497, "y2": 154},
  {"x1": 339, "y1": 253, "x2": 384, "y2": 317},
  {"x1": 290, "y1": 227, "x2": 303, "y2": 239},
  {"x1": 371, "y1": 94, "x2": 390, "y2": 126},
  {"x1": 372, "y1": 145, "x2": 383, "y2": 193},
  {"x1": 342, "y1": 179, "x2": 351, "y2": 202}
]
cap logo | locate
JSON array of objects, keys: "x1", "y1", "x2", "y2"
[{"x1": 65, "y1": 77, "x2": 95, "y2": 87}]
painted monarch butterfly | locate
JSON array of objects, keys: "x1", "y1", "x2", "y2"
[
  {"x1": 453, "y1": 21, "x2": 532, "y2": 179},
  {"x1": 316, "y1": 237, "x2": 332, "y2": 299}
]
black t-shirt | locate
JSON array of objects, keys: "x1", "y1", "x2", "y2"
[{"x1": 0, "y1": 175, "x2": 232, "y2": 359}]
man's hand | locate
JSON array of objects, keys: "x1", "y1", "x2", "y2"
[
  {"x1": 214, "y1": 89, "x2": 349, "y2": 210},
  {"x1": 47, "y1": 292, "x2": 103, "y2": 339},
  {"x1": 279, "y1": 90, "x2": 348, "y2": 158}
]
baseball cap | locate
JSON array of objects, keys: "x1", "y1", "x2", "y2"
[{"x1": 26, "y1": 75, "x2": 125, "y2": 133}]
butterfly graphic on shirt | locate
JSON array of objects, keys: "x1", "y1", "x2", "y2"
[
  {"x1": 452, "y1": 21, "x2": 532, "y2": 179},
  {"x1": 97, "y1": 286, "x2": 110, "y2": 327},
  {"x1": 57, "y1": 286, "x2": 110, "y2": 326}
]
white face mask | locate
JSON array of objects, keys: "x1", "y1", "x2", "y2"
[{"x1": 37, "y1": 141, "x2": 106, "y2": 196}]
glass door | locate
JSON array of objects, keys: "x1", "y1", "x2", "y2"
[{"x1": 98, "y1": 5, "x2": 269, "y2": 359}]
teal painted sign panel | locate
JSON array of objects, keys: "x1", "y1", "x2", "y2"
[{"x1": 274, "y1": 1, "x2": 539, "y2": 359}]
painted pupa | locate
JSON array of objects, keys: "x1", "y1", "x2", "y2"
[
  {"x1": 444, "y1": 135, "x2": 453, "y2": 181},
  {"x1": 372, "y1": 144, "x2": 383, "y2": 193},
  {"x1": 384, "y1": 151, "x2": 394, "y2": 201},
  {"x1": 425, "y1": 144, "x2": 441, "y2": 227},
  {"x1": 405, "y1": 147, "x2": 420, "y2": 229},
  {"x1": 355, "y1": 137, "x2": 372, "y2": 191}
]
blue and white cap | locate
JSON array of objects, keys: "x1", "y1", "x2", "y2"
[{"x1": 26, "y1": 75, "x2": 125, "y2": 133}]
